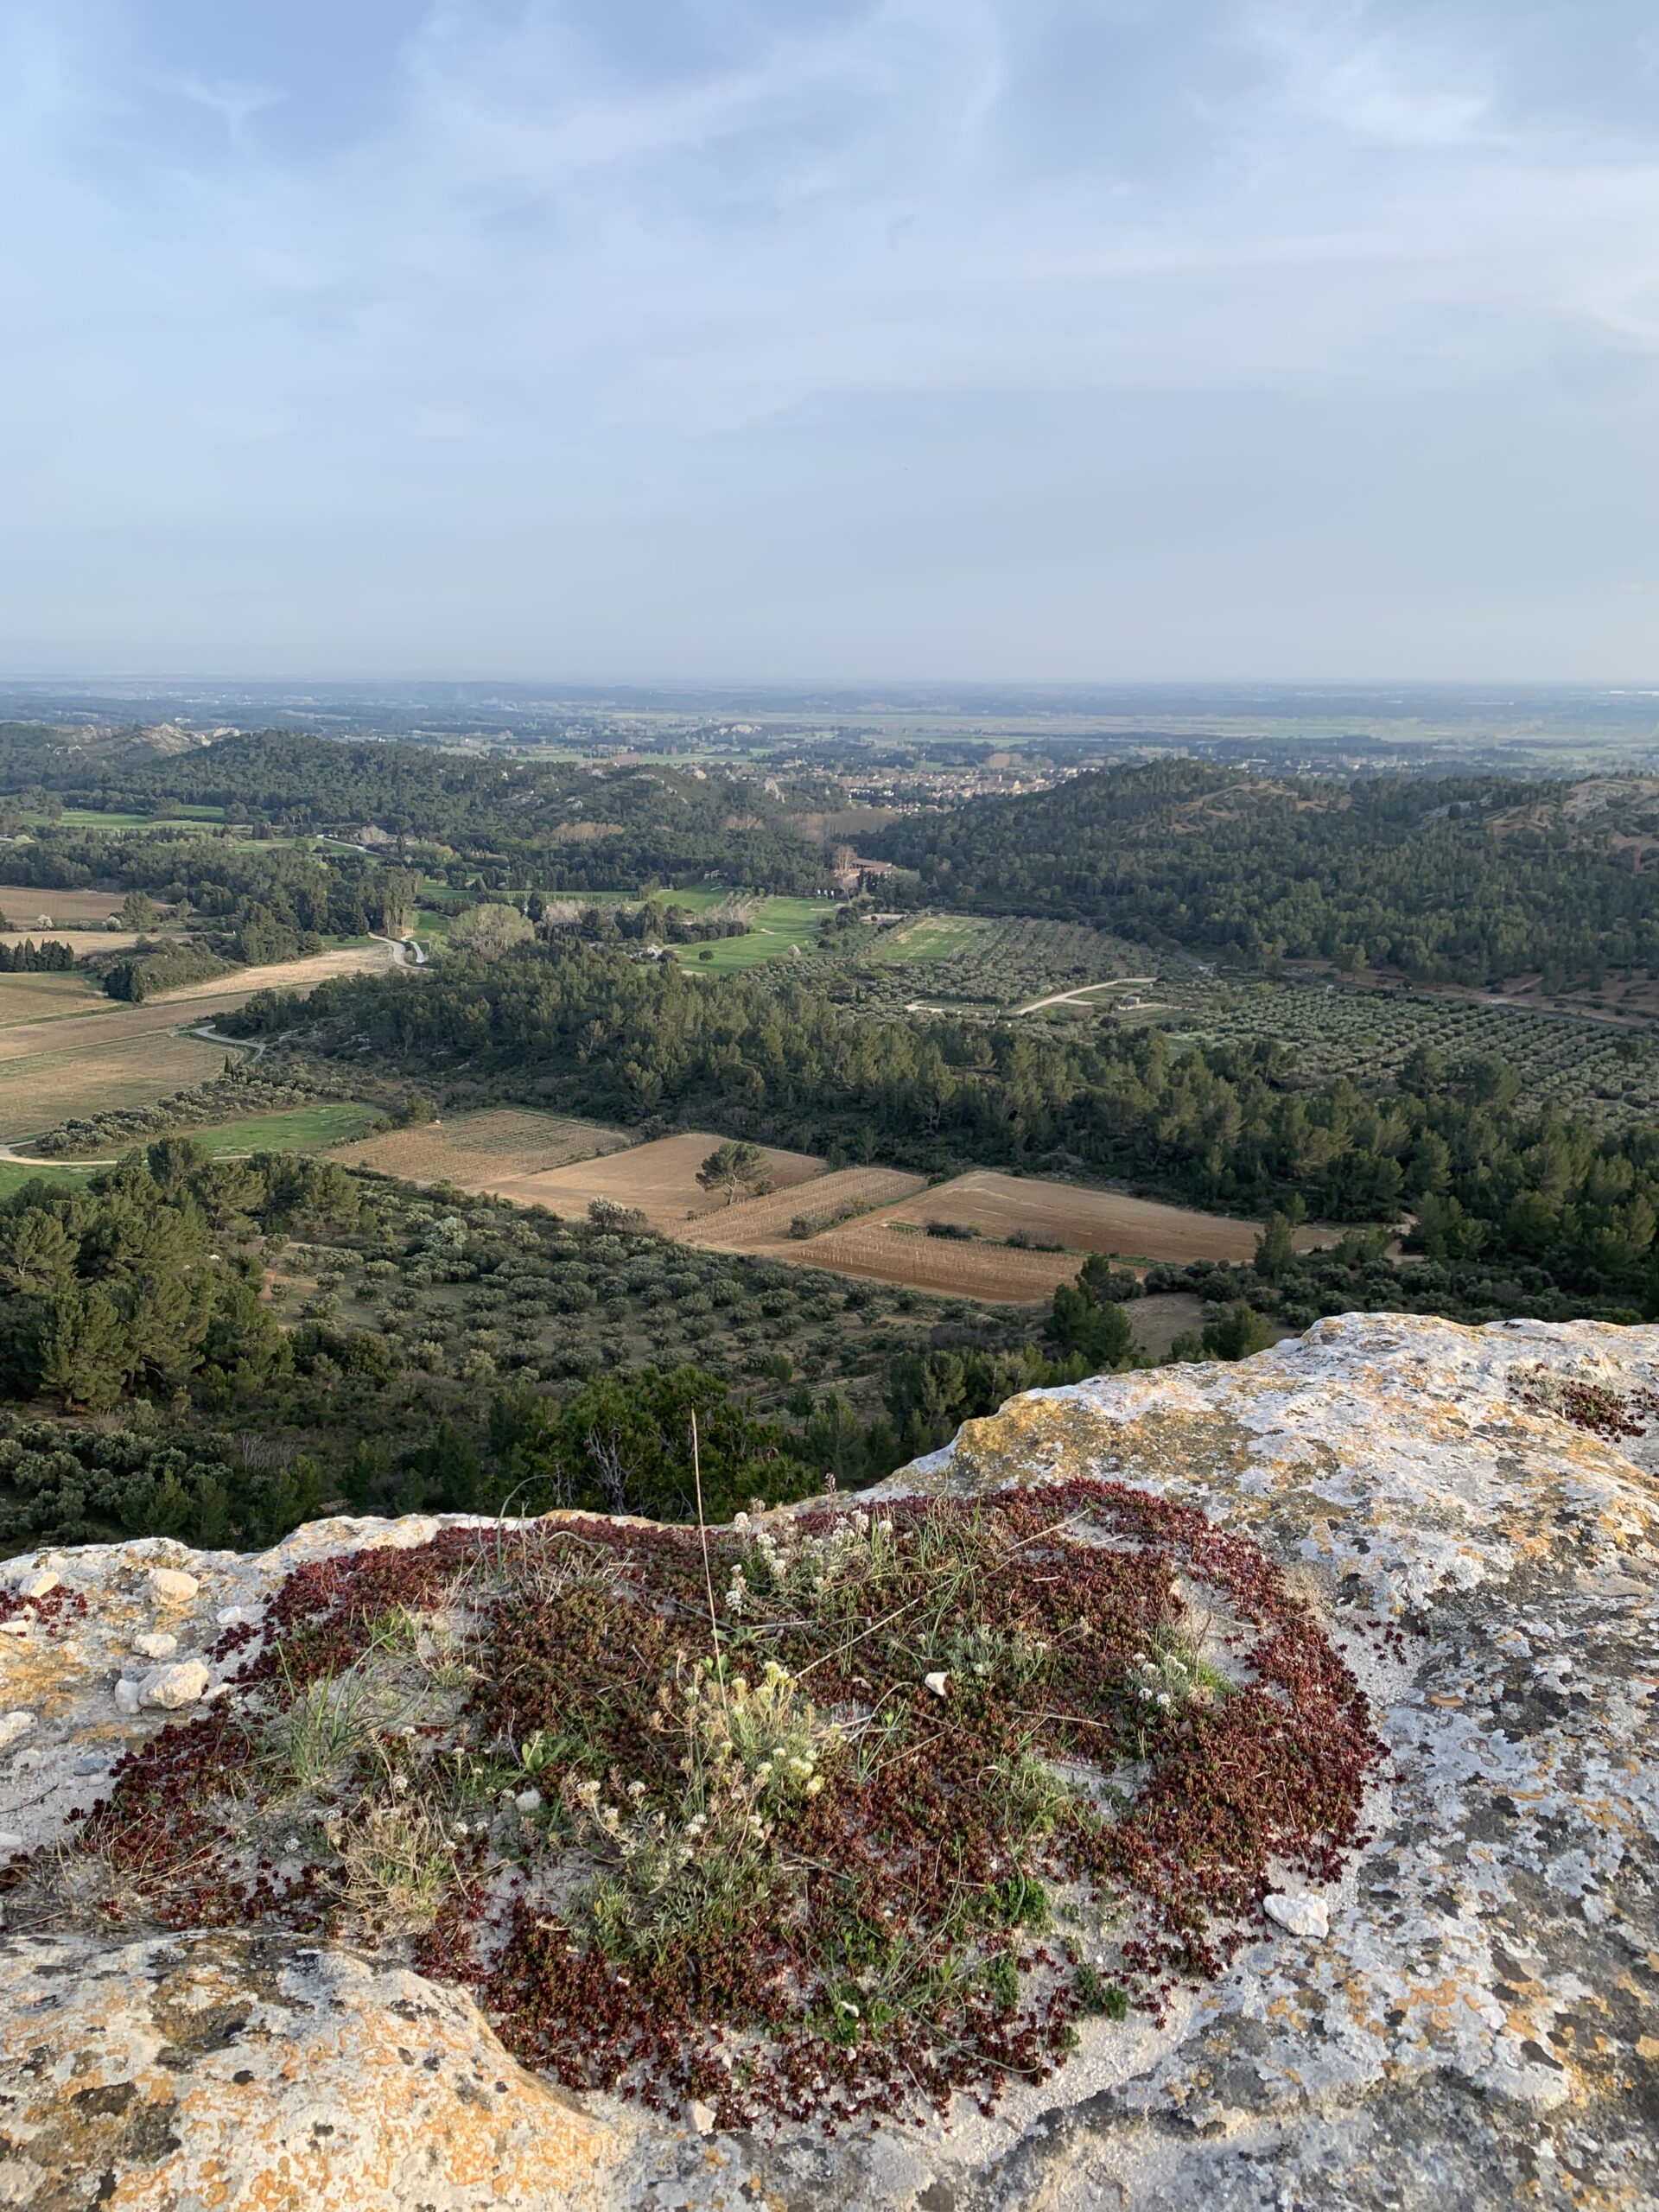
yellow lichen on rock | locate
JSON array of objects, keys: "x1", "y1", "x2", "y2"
[{"x1": 0, "y1": 1932, "x2": 619, "y2": 2210}]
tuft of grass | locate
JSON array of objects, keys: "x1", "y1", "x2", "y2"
[
  {"x1": 260, "y1": 1665, "x2": 397, "y2": 1793},
  {"x1": 330, "y1": 1796, "x2": 455, "y2": 1935},
  {"x1": 1073, "y1": 1964, "x2": 1130, "y2": 2020}
]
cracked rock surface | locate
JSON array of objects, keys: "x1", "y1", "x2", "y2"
[{"x1": 0, "y1": 1313, "x2": 1654, "y2": 2209}]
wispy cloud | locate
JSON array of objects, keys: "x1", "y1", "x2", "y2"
[
  {"x1": 0, "y1": 0, "x2": 1656, "y2": 675},
  {"x1": 161, "y1": 73, "x2": 286, "y2": 137}
]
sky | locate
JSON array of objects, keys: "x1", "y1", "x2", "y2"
[{"x1": 2, "y1": 0, "x2": 1657, "y2": 682}]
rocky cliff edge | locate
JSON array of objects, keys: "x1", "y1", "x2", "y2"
[{"x1": 0, "y1": 1312, "x2": 1653, "y2": 2211}]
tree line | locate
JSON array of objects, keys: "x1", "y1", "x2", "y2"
[{"x1": 0, "y1": 938, "x2": 74, "y2": 972}]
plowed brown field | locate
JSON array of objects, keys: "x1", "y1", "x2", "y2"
[
  {"x1": 334, "y1": 1111, "x2": 630, "y2": 1189},
  {"x1": 685, "y1": 1170, "x2": 1338, "y2": 1303},
  {"x1": 845, "y1": 1171, "x2": 1338, "y2": 1266},
  {"x1": 507, "y1": 1133, "x2": 824, "y2": 1230},
  {"x1": 0, "y1": 1032, "x2": 226, "y2": 1141},
  {"x1": 685, "y1": 1167, "x2": 928, "y2": 1254},
  {"x1": 779, "y1": 1221, "x2": 1086, "y2": 1300}
]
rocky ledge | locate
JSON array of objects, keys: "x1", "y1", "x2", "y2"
[{"x1": 0, "y1": 1312, "x2": 1654, "y2": 2210}]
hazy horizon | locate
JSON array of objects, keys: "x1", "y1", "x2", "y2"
[{"x1": 4, "y1": 3, "x2": 1658, "y2": 681}]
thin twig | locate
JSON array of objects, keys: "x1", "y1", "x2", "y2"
[
  {"x1": 794, "y1": 1588, "x2": 929, "y2": 1679},
  {"x1": 867, "y1": 1727, "x2": 951, "y2": 1781},
  {"x1": 1017, "y1": 1708, "x2": 1123, "y2": 1733},
  {"x1": 690, "y1": 1411, "x2": 726, "y2": 1706}
]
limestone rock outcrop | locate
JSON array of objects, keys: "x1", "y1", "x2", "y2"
[{"x1": 0, "y1": 1313, "x2": 1654, "y2": 2209}]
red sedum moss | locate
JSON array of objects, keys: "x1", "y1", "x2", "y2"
[{"x1": 52, "y1": 1481, "x2": 1381, "y2": 2133}]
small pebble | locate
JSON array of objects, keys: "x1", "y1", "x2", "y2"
[
  {"x1": 142, "y1": 1661, "x2": 212, "y2": 1711},
  {"x1": 13, "y1": 1570, "x2": 60, "y2": 1601},
  {"x1": 148, "y1": 1568, "x2": 200, "y2": 1607},
  {"x1": 114, "y1": 1680, "x2": 143, "y2": 1716},
  {"x1": 132, "y1": 1632, "x2": 178, "y2": 1661},
  {"x1": 687, "y1": 2099, "x2": 718, "y2": 2137},
  {"x1": 923, "y1": 1670, "x2": 950, "y2": 1699},
  {"x1": 1264, "y1": 1890, "x2": 1330, "y2": 1940}
]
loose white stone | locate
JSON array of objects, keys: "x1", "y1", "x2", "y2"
[
  {"x1": 214, "y1": 1605, "x2": 255, "y2": 1627},
  {"x1": 148, "y1": 1568, "x2": 200, "y2": 1607},
  {"x1": 114, "y1": 1679, "x2": 143, "y2": 1716},
  {"x1": 13, "y1": 1570, "x2": 60, "y2": 1600},
  {"x1": 923, "y1": 1670, "x2": 950, "y2": 1698},
  {"x1": 1264, "y1": 1891, "x2": 1330, "y2": 1940},
  {"x1": 0, "y1": 1618, "x2": 29, "y2": 1638},
  {"x1": 0, "y1": 1832, "x2": 21, "y2": 1853},
  {"x1": 132, "y1": 1632, "x2": 178, "y2": 1661},
  {"x1": 514, "y1": 1789, "x2": 543, "y2": 1815},
  {"x1": 687, "y1": 2099, "x2": 718, "y2": 2137},
  {"x1": 141, "y1": 1661, "x2": 211, "y2": 1711},
  {"x1": 0, "y1": 1712, "x2": 34, "y2": 1752}
]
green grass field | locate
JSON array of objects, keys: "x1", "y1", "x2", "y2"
[
  {"x1": 0, "y1": 1161, "x2": 97, "y2": 1201},
  {"x1": 181, "y1": 1103, "x2": 384, "y2": 1155},
  {"x1": 864, "y1": 913, "x2": 995, "y2": 964},
  {"x1": 1, "y1": 1103, "x2": 382, "y2": 1179},
  {"x1": 551, "y1": 886, "x2": 737, "y2": 912},
  {"x1": 673, "y1": 895, "x2": 828, "y2": 971},
  {"x1": 22, "y1": 806, "x2": 226, "y2": 831}
]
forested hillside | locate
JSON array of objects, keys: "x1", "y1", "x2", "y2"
[
  {"x1": 873, "y1": 760, "x2": 1659, "y2": 988},
  {"x1": 230, "y1": 938, "x2": 1659, "y2": 1306},
  {"x1": 0, "y1": 728, "x2": 831, "y2": 894}
]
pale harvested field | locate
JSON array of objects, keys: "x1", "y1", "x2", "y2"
[
  {"x1": 849, "y1": 1172, "x2": 1339, "y2": 1266},
  {"x1": 0, "y1": 972, "x2": 105, "y2": 1027},
  {"x1": 0, "y1": 930, "x2": 141, "y2": 957},
  {"x1": 0, "y1": 1033, "x2": 225, "y2": 1142},
  {"x1": 0, "y1": 885, "x2": 122, "y2": 927},
  {"x1": 0, "y1": 944, "x2": 394, "y2": 1141},
  {"x1": 685, "y1": 1167, "x2": 929, "y2": 1254},
  {"x1": 510, "y1": 1133, "x2": 824, "y2": 1230},
  {"x1": 695, "y1": 1171, "x2": 1343, "y2": 1304},
  {"x1": 0, "y1": 1000, "x2": 233, "y2": 1065},
  {"x1": 334, "y1": 1110, "x2": 630, "y2": 1188},
  {"x1": 156, "y1": 942, "x2": 395, "y2": 1004}
]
